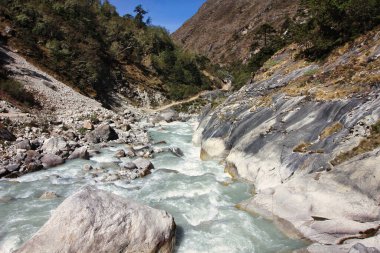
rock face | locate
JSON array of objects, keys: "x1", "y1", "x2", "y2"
[
  {"x1": 172, "y1": 0, "x2": 298, "y2": 63},
  {"x1": 16, "y1": 187, "x2": 176, "y2": 253},
  {"x1": 86, "y1": 124, "x2": 118, "y2": 143},
  {"x1": 195, "y1": 29, "x2": 380, "y2": 251}
]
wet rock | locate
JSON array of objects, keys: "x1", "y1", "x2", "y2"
[
  {"x1": 86, "y1": 124, "x2": 118, "y2": 144},
  {"x1": 169, "y1": 147, "x2": 184, "y2": 157},
  {"x1": 41, "y1": 154, "x2": 64, "y2": 168},
  {"x1": 134, "y1": 158, "x2": 154, "y2": 177},
  {"x1": 0, "y1": 168, "x2": 9, "y2": 177},
  {"x1": 39, "y1": 191, "x2": 59, "y2": 200},
  {"x1": 42, "y1": 137, "x2": 68, "y2": 155},
  {"x1": 349, "y1": 243, "x2": 380, "y2": 253},
  {"x1": 0, "y1": 196, "x2": 15, "y2": 203},
  {"x1": 122, "y1": 162, "x2": 137, "y2": 170},
  {"x1": 125, "y1": 146, "x2": 136, "y2": 157},
  {"x1": 114, "y1": 149, "x2": 126, "y2": 158},
  {"x1": 104, "y1": 174, "x2": 120, "y2": 182},
  {"x1": 15, "y1": 139, "x2": 32, "y2": 150},
  {"x1": 26, "y1": 162, "x2": 43, "y2": 172},
  {"x1": 15, "y1": 187, "x2": 176, "y2": 253},
  {"x1": 68, "y1": 146, "x2": 89, "y2": 160},
  {"x1": 83, "y1": 164, "x2": 93, "y2": 171}
]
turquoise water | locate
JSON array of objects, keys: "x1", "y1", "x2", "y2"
[{"x1": 0, "y1": 121, "x2": 306, "y2": 252}]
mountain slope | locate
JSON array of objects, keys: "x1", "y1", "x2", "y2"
[
  {"x1": 172, "y1": 0, "x2": 298, "y2": 64},
  {"x1": 0, "y1": 0, "x2": 215, "y2": 108}
]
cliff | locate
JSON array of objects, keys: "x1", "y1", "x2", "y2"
[{"x1": 194, "y1": 27, "x2": 380, "y2": 252}]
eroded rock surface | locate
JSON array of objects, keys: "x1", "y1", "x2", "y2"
[{"x1": 196, "y1": 29, "x2": 380, "y2": 250}]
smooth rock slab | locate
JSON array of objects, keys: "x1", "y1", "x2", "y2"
[{"x1": 16, "y1": 186, "x2": 176, "y2": 253}]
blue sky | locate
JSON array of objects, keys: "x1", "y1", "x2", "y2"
[{"x1": 109, "y1": 0, "x2": 206, "y2": 33}]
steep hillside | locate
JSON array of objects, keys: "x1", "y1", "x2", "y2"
[
  {"x1": 0, "y1": 0, "x2": 215, "y2": 108},
  {"x1": 194, "y1": 27, "x2": 380, "y2": 252},
  {"x1": 172, "y1": 0, "x2": 298, "y2": 64}
]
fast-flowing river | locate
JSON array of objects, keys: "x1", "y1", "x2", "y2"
[{"x1": 0, "y1": 121, "x2": 306, "y2": 252}]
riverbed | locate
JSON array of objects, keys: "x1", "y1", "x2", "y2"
[{"x1": 0, "y1": 121, "x2": 306, "y2": 252}]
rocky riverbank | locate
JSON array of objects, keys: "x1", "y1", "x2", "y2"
[
  {"x1": 0, "y1": 45, "x2": 191, "y2": 181},
  {"x1": 195, "y1": 29, "x2": 380, "y2": 252}
]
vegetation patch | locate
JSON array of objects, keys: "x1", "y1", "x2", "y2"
[
  {"x1": 331, "y1": 121, "x2": 380, "y2": 166},
  {"x1": 293, "y1": 142, "x2": 312, "y2": 153},
  {"x1": 0, "y1": 1, "x2": 215, "y2": 102},
  {"x1": 320, "y1": 122, "x2": 343, "y2": 140}
]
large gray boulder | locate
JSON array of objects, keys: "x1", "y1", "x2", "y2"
[
  {"x1": 16, "y1": 187, "x2": 176, "y2": 253},
  {"x1": 41, "y1": 137, "x2": 68, "y2": 155},
  {"x1": 86, "y1": 124, "x2": 118, "y2": 143},
  {"x1": 41, "y1": 154, "x2": 64, "y2": 168}
]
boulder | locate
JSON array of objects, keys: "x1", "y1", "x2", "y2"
[
  {"x1": 83, "y1": 164, "x2": 93, "y2": 171},
  {"x1": 125, "y1": 146, "x2": 136, "y2": 157},
  {"x1": 41, "y1": 137, "x2": 68, "y2": 155},
  {"x1": 0, "y1": 124, "x2": 16, "y2": 141},
  {"x1": 114, "y1": 149, "x2": 126, "y2": 158},
  {"x1": 134, "y1": 158, "x2": 154, "y2": 177},
  {"x1": 25, "y1": 162, "x2": 43, "y2": 172},
  {"x1": 68, "y1": 146, "x2": 89, "y2": 160},
  {"x1": 159, "y1": 109, "x2": 179, "y2": 122},
  {"x1": 169, "y1": 147, "x2": 184, "y2": 157},
  {"x1": 15, "y1": 139, "x2": 32, "y2": 150},
  {"x1": 39, "y1": 191, "x2": 59, "y2": 200},
  {"x1": 5, "y1": 163, "x2": 20, "y2": 172},
  {"x1": 123, "y1": 162, "x2": 137, "y2": 170},
  {"x1": 0, "y1": 168, "x2": 9, "y2": 177},
  {"x1": 15, "y1": 187, "x2": 175, "y2": 253},
  {"x1": 41, "y1": 154, "x2": 64, "y2": 168},
  {"x1": 86, "y1": 124, "x2": 118, "y2": 144}
]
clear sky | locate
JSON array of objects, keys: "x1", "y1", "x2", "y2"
[{"x1": 109, "y1": 0, "x2": 206, "y2": 33}]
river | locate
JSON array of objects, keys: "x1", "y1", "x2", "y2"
[{"x1": 0, "y1": 120, "x2": 306, "y2": 252}]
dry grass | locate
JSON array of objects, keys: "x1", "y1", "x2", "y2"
[
  {"x1": 293, "y1": 142, "x2": 312, "y2": 153},
  {"x1": 320, "y1": 122, "x2": 343, "y2": 140},
  {"x1": 331, "y1": 120, "x2": 380, "y2": 166}
]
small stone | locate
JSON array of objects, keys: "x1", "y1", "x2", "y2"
[
  {"x1": 83, "y1": 164, "x2": 93, "y2": 171},
  {"x1": 115, "y1": 149, "x2": 126, "y2": 158},
  {"x1": 39, "y1": 191, "x2": 59, "y2": 200},
  {"x1": 83, "y1": 120, "x2": 93, "y2": 130}
]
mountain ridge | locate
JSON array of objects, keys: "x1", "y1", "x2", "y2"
[{"x1": 172, "y1": 0, "x2": 299, "y2": 64}]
